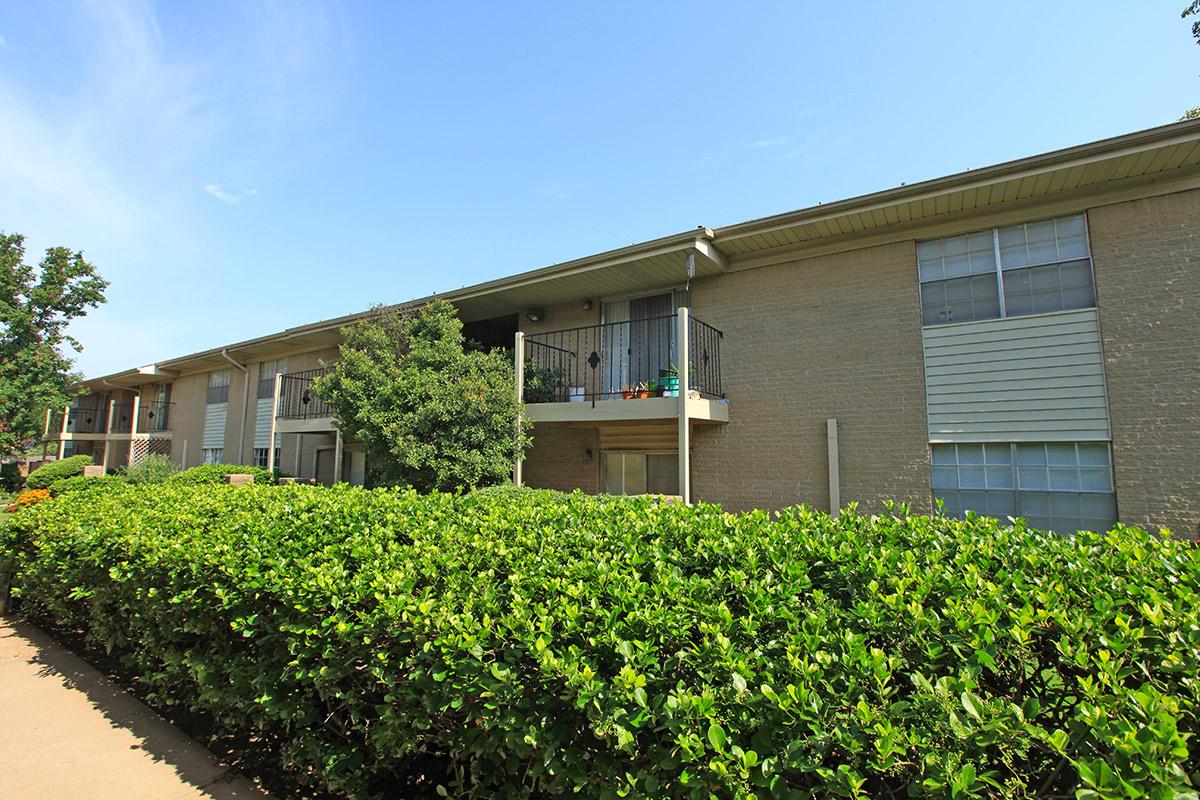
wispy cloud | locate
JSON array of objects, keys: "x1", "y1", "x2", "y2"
[
  {"x1": 0, "y1": 33, "x2": 8, "y2": 48},
  {"x1": 692, "y1": 135, "x2": 793, "y2": 167},
  {"x1": 204, "y1": 184, "x2": 257, "y2": 205}
]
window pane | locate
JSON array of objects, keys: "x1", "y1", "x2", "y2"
[
  {"x1": 920, "y1": 282, "x2": 949, "y2": 326},
  {"x1": 998, "y1": 225, "x2": 1029, "y2": 268},
  {"x1": 931, "y1": 445, "x2": 956, "y2": 465},
  {"x1": 1058, "y1": 260, "x2": 1096, "y2": 309},
  {"x1": 986, "y1": 466, "x2": 1014, "y2": 489},
  {"x1": 932, "y1": 466, "x2": 959, "y2": 489},
  {"x1": 1079, "y1": 467, "x2": 1113, "y2": 492},
  {"x1": 647, "y1": 453, "x2": 679, "y2": 495},
  {"x1": 957, "y1": 444, "x2": 985, "y2": 464},
  {"x1": 1016, "y1": 444, "x2": 1047, "y2": 466},
  {"x1": 1025, "y1": 219, "x2": 1059, "y2": 264},
  {"x1": 1076, "y1": 443, "x2": 1110, "y2": 466},
  {"x1": 959, "y1": 466, "x2": 987, "y2": 489},
  {"x1": 1018, "y1": 466, "x2": 1049, "y2": 490},
  {"x1": 1049, "y1": 466, "x2": 1081, "y2": 491},
  {"x1": 967, "y1": 232, "x2": 996, "y2": 272},
  {"x1": 1046, "y1": 443, "x2": 1078, "y2": 464},
  {"x1": 624, "y1": 454, "x2": 647, "y2": 495},
  {"x1": 602, "y1": 454, "x2": 623, "y2": 494},
  {"x1": 984, "y1": 444, "x2": 1012, "y2": 465}
]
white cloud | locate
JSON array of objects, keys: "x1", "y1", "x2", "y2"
[
  {"x1": 203, "y1": 184, "x2": 258, "y2": 205},
  {"x1": 0, "y1": 33, "x2": 8, "y2": 47}
]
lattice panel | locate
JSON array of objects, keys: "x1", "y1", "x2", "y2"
[{"x1": 129, "y1": 437, "x2": 172, "y2": 466}]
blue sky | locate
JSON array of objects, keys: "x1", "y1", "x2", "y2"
[{"x1": 1, "y1": 1, "x2": 1196, "y2": 377}]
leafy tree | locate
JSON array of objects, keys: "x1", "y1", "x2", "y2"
[
  {"x1": 0, "y1": 234, "x2": 108, "y2": 455},
  {"x1": 1185, "y1": 1, "x2": 1200, "y2": 44},
  {"x1": 315, "y1": 299, "x2": 530, "y2": 491}
]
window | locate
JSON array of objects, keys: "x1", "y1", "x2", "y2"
[
  {"x1": 932, "y1": 442, "x2": 1116, "y2": 533},
  {"x1": 918, "y1": 213, "x2": 1095, "y2": 326},
  {"x1": 601, "y1": 452, "x2": 679, "y2": 496},
  {"x1": 202, "y1": 448, "x2": 223, "y2": 465},
  {"x1": 258, "y1": 359, "x2": 287, "y2": 399},
  {"x1": 252, "y1": 447, "x2": 281, "y2": 469},
  {"x1": 207, "y1": 369, "x2": 231, "y2": 404}
]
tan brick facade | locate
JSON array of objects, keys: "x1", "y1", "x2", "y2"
[
  {"x1": 523, "y1": 424, "x2": 599, "y2": 493},
  {"x1": 689, "y1": 241, "x2": 933, "y2": 513},
  {"x1": 1089, "y1": 189, "x2": 1200, "y2": 535}
]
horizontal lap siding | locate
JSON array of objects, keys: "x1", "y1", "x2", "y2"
[
  {"x1": 923, "y1": 309, "x2": 1111, "y2": 442},
  {"x1": 253, "y1": 398, "x2": 274, "y2": 449},
  {"x1": 202, "y1": 403, "x2": 228, "y2": 449}
]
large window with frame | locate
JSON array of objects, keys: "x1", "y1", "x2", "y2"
[
  {"x1": 601, "y1": 452, "x2": 679, "y2": 496},
  {"x1": 202, "y1": 447, "x2": 223, "y2": 465},
  {"x1": 252, "y1": 447, "x2": 281, "y2": 469},
  {"x1": 918, "y1": 213, "x2": 1095, "y2": 326},
  {"x1": 931, "y1": 442, "x2": 1116, "y2": 533},
  {"x1": 207, "y1": 369, "x2": 231, "y2": 404}
]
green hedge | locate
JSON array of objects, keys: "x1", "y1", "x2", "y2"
[
  {"x1": 48, "y1": 473, "x2": 128, "y2": 496},
  {"x1": 165, "y1": 463, "x2": 274, "y2": 485},
  {"x1": 25, "y1": 454, "x2": 93, "y2": 490},
  {"x1": 6, "y1": 485, "x2": 1198, "y2": 798}
]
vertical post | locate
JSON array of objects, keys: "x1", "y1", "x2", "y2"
[
  {"x1": 267, "y1": 373, "x2": 281, "y2": 473},
  {"x1": 294, "y1": 433, "x2": 303, "y2": 477},
  {"x1": 676, "y1": 308, "x2": 691, "y2": 505},
  {"x1": 102, "y1": 398, "x2": 116, "y2": 472},
  {"x1": 130, "y1": 393, "x2": 141, "y2": 435},
  {"x1": 43, "y1": 408, "x2": 51, "y2": 438},
  {"x1": 333, "y1": 429, "x2": 344, "y2": 484},
  {"x1": 513, "y1": 331, "x2": 525, "y2": 486},
  {"x1": 180, "y1": 438, "x2": 189, "y2": 469},
  {"x1": 826, "y1": 418, "x2": 840, "y2": 513},
  {"x1": 59, "y1": 404, "x2": 69, "y2": 461}
]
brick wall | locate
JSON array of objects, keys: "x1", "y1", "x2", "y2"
[
  {"x1": 168, "y1": 373, "x2": 209, "y2": 468},
  {"x1": 690, "y1": 241, "x2": 933, "y2": 514},
  {"x1": 523, "y1": 424, "x2": 599, "y2": 493},
  {"x1": 1088, "y1": 189, "x2": 1200, "y2": 536}
]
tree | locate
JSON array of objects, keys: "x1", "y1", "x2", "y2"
[
  {"x1": 1183, "y1": 3, "x2": 1200, "y2": 119},
  {"x1": 0, "y1": 234, "x2": 108, "y2": 454},
  {"x1": 315, "y1": 299, "x2": 530, "y2": 492}
]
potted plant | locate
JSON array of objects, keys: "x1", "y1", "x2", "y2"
[
  {"x1": 621, "y1": 385, "x2": 635, "y2": 400},
  {"x1": 659, "y1": 365, "x2": 680, "y2": 397},
  {"x1": 647, "y1": 379, "x2": 659, "y2": 397},
  {"x1": 635, "y1": 382, "x2": 651, "y2": 399}
]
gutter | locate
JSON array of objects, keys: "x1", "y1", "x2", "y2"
[{"x1": 220, "y1": 350, "x2": 250, "y2": 464}]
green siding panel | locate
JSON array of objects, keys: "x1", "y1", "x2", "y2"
[{"x1": 923, "y1": 309, "x2": 1110, "y2": 443}]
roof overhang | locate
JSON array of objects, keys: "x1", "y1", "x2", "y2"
[
  {"x1": 714, "y1": 119, "x2": 1200, "y2": 266},
  {"x1": 80, "y1": 364, "x2": 179, "y2": 391}
]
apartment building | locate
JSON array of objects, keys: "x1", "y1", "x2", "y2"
[{"x1": 45, "y1": 120, "x2": 1200, "y2": 534}]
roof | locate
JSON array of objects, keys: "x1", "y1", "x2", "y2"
[{"x1": 82, "y1": 117, "x2": 1200, "y2": 386}]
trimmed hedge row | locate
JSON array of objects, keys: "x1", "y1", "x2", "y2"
[
  {"x1": 165, "y1": 463, "x2": 275, "y2": 485},
  {"x1": 25, "y1": 454, "x2": 92, "y2": 489},
  {"x1": 5, "y1": 484, "x2": 1199, "y2": 799}
]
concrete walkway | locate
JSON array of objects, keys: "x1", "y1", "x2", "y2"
[{"x1": 0, "y1": 616, "x2": 273, "y2": 800}]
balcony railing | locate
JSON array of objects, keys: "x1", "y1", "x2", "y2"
[
  {"x1": 522, "y1": 312, "x2": 723, "y2": 403},
  {"x1": 140, "y1": 400, "x2": 173, "y2": 432},
  {"x1": 277, "y1": 368, "x2": 333, "y2": 420},
  {"x1": 65, "y1": 402, "x2": 108, "y2": 434}
]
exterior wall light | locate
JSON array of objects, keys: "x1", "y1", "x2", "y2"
[{"x1": 526, "y1": 308, "x2": 545, "y2": 323}]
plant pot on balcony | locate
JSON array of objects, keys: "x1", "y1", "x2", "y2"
[
  {"x1": 636, "y1": 389, "x2": 650, "y2": 399},
  {"x1": 621, "y1": 387, "x2": 635, "y2": 400}
]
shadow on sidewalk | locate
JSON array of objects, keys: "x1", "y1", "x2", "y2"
[{"x1": 3, "y1": 617, "x2": 270, "y2": 799}]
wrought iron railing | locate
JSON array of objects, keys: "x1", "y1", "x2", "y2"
[
  {"x1": 278, "y1": 368, "x2": 333, "y2": 420},
  {"x1": 108, "y1": 403, "x2": 136, "y2": 433},
  {"x1": 65, "y1": 402, "x2": 107, "y2": 434},
  {"x1": 139, "y1": 400, "x2": 173, "y2": 432},
  {"x1": 523, "y1": 312, "x2": 724, "y2": 403}
]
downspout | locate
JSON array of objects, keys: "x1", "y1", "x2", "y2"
[{"x1": 221, "y1": 350, "x2": 250, "y2": 464}]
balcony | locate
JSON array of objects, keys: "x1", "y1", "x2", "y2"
[
  {"x1": 518, "y1": 309, "x2": 728, "y2": 425},
  {"x1": 275, "y1": 368, "x2": 336, "y2": 433}
]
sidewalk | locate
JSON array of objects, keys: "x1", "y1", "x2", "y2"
[{"x1": 0, "y1": 616, "x2": 273, "y2": 800}]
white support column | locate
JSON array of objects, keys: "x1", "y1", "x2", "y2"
[
  {"x1": 294, "y1": 433, "x2": 303, "y2": 477},
  {"x1": 333, "y1": 429, "x2": 344, "y2": 484},
  {"x1": 102, "y1": 398, "x2": 116, "y2": 472},
  {"x1": 43, "y1": 408, "x2": 51, "y2": 439},
  {"x1": 58, "y1": 405, "x2": 69, "y2": 460},
  {"x1": 130, "y1": 393, "x2": 141, "y2": 435},
  {"x1": 513, "y1": 331, "x2": 525, "y2": 486},
  {"x1": 826, "y1": 418, "x2": 840, "y2": 513},
  {"x1": 676, "y1": 308, "x2": 691, "y2": 505},
  {"x1": 267, "y1": 373, "x2": 282, "y2": 473}
]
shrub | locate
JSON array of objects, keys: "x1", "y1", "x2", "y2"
[
  {"x1": 25, "y1": 454, "x2": 92, "y2": 490},
  {"x1": 6, "y1": 487, "x2": 1199, "y2": 799},
  {"x1": 49, "y1": 473, "x2": 128, "y2": 496},
  {"x1": 122, "y1": 454, "x2": 176, "y2": 484},
  {"x1": 166, "y1": 464, "x2": 274, "y2": 485},
  {"x1": 5, "y1": 488, "x2": 49, "y2": 511},
  {"x1": 0, "y1": 462, "x2": 23, "y2": 492}
]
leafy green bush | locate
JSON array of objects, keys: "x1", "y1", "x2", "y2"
[
  {"x1": 166, "y1": 463, "x2": 274, "y2": 485},
  {"x1": 24, "y1": 454, "x2": 92, "y2": 490},
  {"x1": 48, "y1": 473, "x2": 127, "y2": 496},
  {"x1": 0, "y1": 462, "x2": 23, "y2": 492},
  {"x1": 122, "y1": 454, "x2": 176, "y2": 484},
  {"x1": 6, "y1": 486, "x2": 1198, "y2": 799}
]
